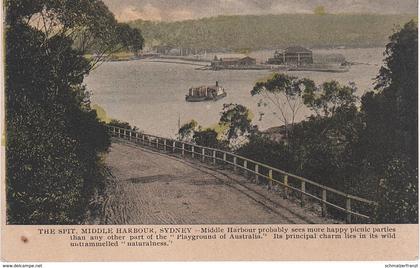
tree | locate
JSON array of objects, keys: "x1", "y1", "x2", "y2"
[
  {"x1": 248, "y1": 78, "x2": 364, "y2": 200},
  {"x1": 359, "y1": 20, "x2": 418, "y2": 221},
  {"x1": 251, "y1": 73, "x2": 316, "y2": 139},
  {"x1": 178, "y1": 120, "x2": 199, "y2": 142},
  {"x1": 219, "y1": 104, "x2": 256, "y2": 147},
  {"x1": 117, "y1": 23, "x2": 145, "y2": 56},
  {"x1": 360, "y1": 20, "x2": 417, "y2": 173},
  {"x1": 371, "y1": 20, "x2": 418, "y2": 167},
  {"x1": 6, "y1": 0, "x2": 144, "y2": 69},
  {"x1": 176, "y1": 105, "x2": 255, "y2": 149},
  {"x1": 236, "y1": 135, "x2": 294, "y2": 172},
  {"x1": 193, "y1": 128, "x2": 220, "y2": 148},
  {"x1": 304, "y1": 81, "x2": 358, "y2": 117},
  {"x1": 375, "y1": 158, "x2": 418, "y2": 223},
  {"x1": 6, "y1": 0, "x2": 144, "y2": 224},
  {"x1": 108, "y1": 119, "x2": 138, "y2": 131}
]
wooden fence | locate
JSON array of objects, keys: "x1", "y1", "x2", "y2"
[{"x1": 108, "y1": 126, "x2": 378, "y2": 223}]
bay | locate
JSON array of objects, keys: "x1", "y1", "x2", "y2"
[{"x1": 85, "y1": 48, "x2": 384, "y2": 138}]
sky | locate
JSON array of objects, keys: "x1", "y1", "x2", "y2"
[{"x1": 101, "y1": 0, "x2": 418, "y2": 22}]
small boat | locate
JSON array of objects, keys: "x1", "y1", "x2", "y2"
[{"x1": 185, "y1": 81, "x2": 227, "y2": 102}]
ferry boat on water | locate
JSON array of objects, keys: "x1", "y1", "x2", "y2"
[{"x1": 185, "y1": 81, "x2": 227, "y2": 102}]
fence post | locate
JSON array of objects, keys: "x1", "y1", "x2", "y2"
[
  {"x1": 223, "y1": 153, "x2": 226, "y2": 163},
  {"x1": 129, "y1": 130, "x2": 132, "y2": 141},
  {"x1": 346, "y1": 197, "x2": 352, "y2": 224},
  {"x1": 202, "y1": 148, "x2": 205, "y2": 162},
  {"x1": 283, "y1": 175, "x2": 289, "y2": 198},
  {"x1": 244, "y1": 160, "x2": 248, "y2": 177},
  {"x1": 213, "y1": 150, "x2": 216, "y2": 165},
  {"x1": 149, "y1": 136, "x2": 152, "y2": 147},
  {"x1": 233, "y1": 157, "x2": 237, "y2": 172},
  {"x1": 255, "y1": 164, "x2": 259, "y2": 184},
  {"x1": 268, "y1": 169, "x2": 273, "y2": 190},
  {"x1": 300, "y1": 181, "x2": 306, "y2": 207},
  {"x1": 142, "y1": 134, "x2": 145, "y2": 145},
  {"x1": 172, "y1": 141, "x2": 176, "y2": 153},
  {"x1": 182, "y1": 143, "x2": 185, "y2": 156},
  {"x1": 322, "y1": 189, "x2": 327, "y2": 217},
  {"x1": 192, "y1": 146, "x2": 195, "y2": 158},
  {"x1": 119, "y1": 128, "x2": 122, "y2": 138},
  {"x1": 163, "y1": 139, "x2": 167, "y2": 151}
]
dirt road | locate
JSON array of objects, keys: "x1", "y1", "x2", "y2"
[{"x1": 93, "y1": 141, "x2": 334, "y2": 224}]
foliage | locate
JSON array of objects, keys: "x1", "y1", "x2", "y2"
[
  {"x1": 360, "y1": 20, "x2": 418, "y2": 221},
  {"x1": 117, "y1": 23, "x2": 145, "y2": 55},
  {"x1": 193, "y1": 128, "x2": 220, "y2": 148},
  {"x1": 245, "y1": 78, "x2": 361, "y2": 192},
  {"x1": 92, "y1": 104, "x2": 111, "y2": 123},
  {"x1": 6, "y1": 0, "x2": 142, "y2": 224},
  {"x1": 236, "y1": 135, "x2": 293, "y2": 170},
  {"x1": 252, "y1": 73, "x2": 316, "y2": 138},
  {"x1": 130, "y1": 14, "x2": 415, "y2": 50},
  {"x1": 108, "y1": 119, "x2": 138, "y2": 131},
  {"x1": 6, "y1": 0, "x2": 144, "y2": 68},
  {"x1": 368, "y1": 20, "x2": 418, "y2": 168},
  {"x1": 375, "y1": 159, "x2": 418, "y2": 223},
  {"x1": 178, "y1": 120, "x2": 199, "y2": 142},
  {"x1": 290, "y1": 108, "x2": 363, "y2": 192},
  {"x1": 177, "y1": 120, "x2": 225, "y2": 148},
  {"x1": 305, "y1": 81, "x2": 358, "y2": 117},
  {"x1": 219, "y1": 103, "x2": 255, "y2": 143},
  {"x1": 177, "y1": 104, "x2": 255, "y2": 149}
]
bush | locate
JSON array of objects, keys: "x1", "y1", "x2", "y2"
[
  {"x1": 375, "y1": 158, "x2": 418, "y2": 223},
  {"x1": 6, "y1": 17, "x2": 111, "y2": 224}
]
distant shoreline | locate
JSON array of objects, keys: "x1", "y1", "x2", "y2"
[{"x1": 101, "y1": 47, "x2": 382, "y2": 69}]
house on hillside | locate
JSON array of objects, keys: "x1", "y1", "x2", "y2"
[
  {"x1": 211, "y1": 56, "x2": 257, "y2": 69},
  {"x1": 267, "y1": 46, "x2": 313, "y2": 66}
]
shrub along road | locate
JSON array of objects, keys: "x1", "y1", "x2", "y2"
[{"x1": 91, "y1": 140, "x2": 337, "y2": 224}]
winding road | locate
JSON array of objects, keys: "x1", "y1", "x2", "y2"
[{"x1": 93, "y1": 140, "x2": 335, "y2": 225}]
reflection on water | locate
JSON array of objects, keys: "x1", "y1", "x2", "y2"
[{"x1": 85, "y1": 48, "x2": 384, "y2": 138}]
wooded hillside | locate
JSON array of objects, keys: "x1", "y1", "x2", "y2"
[{"x1": 130, "y1": 14, "x2": 415, "y2": 50}]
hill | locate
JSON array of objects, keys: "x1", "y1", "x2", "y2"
[{"x1": 129, "y1": 14, "x2": 416, "y2": 50}]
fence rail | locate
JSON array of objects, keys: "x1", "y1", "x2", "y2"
[{"x1": 108, "y1": 126, "x2": 378, "y2": 223}]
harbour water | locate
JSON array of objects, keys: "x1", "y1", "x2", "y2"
[{"x1": 85, "y1": 48, "x2": 384, "y2": 138}]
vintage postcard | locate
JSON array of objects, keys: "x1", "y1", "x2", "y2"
[{"x1": 1, "y1": 0, "x2": 419, "y2": 262}]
